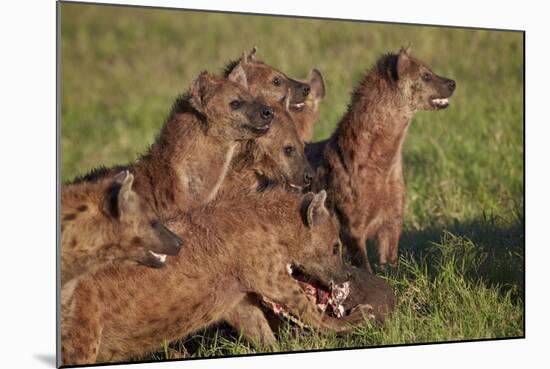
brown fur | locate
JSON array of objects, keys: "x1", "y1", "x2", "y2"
[
  {"x1": 60, "y1": 189, "x2": 366, "y2": 365},
  {"x1": 219, "y1": 52, "x2": 326, "y2": 344},
  {"x1": 307, "y1": 48, "x2": 456, "y2": 271},
  {"x1": 342, "y1": 266, "x2": 395, "y2": 323},
  {"x1": 60, "y1": 171, "x2": 182, "y2": 286},
  {"x1": 225, "y1": 47, "x2": 326, "y2": 142},
  {"x1": 222, "y1": 98, "x2": 314, "y2": 194},
  {"x1": 293, "y1": 68, "x2": 326, "y2": 142},
  {"x1": 72, "y1": 68, "x2": 274, "y2": 221}
]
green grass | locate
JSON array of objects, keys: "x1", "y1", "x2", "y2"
[{"x1": 60, "y1": 2, "x2": 524, "y2": 360}]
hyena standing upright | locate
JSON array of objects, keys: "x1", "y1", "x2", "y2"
[
  {"x1": 308, "y1": 47, "x2": 456, "y2": 271},
  {"x1": 61, "y1": 171, "x2": 182, "y2": 286},
  {"x1": 224, "y1": 47, "x2": 326, "y2": 142}
]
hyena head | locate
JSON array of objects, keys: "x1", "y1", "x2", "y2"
[
  {"x1": 381, "y1": 47, "x2": 456, "y2": 111},
  {"x1": 240, "y1": 93, "x2": 315, "y2": 189},
  {"x1": 104, "y1": 171, "x2": 182, "y2": 268},
  {"x1": 224, "y1": 47, "x2": 315, "y2": 111},
  {"x1": 188, "y1": 69, "x2": 274, "y2": 140},
  {"x1": 291, "y1": 68, "x2": 326, "y2": 142},
  {"x1": 288, "y1": 191, "x2": 348, "y2": 287}
]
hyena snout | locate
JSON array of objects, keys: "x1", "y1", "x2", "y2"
[
  {"x1": 437, "y1": 76, "x2": 456, "y2": 97},
  {"x1": 428, "y1": 76, "x2": 457, "y2": 110},
  {"x1": 260, "y1": 105, "x2": 274, "y2": 121},
  {"x1": 291, "y1": 80, "x2": 311, "y2": 102},
  {"x1": 446, "y1": 78, "x2": 456, "y2": 92},
  {"x1": 303, "y1": 166, "x2": 315, "y2": 185},
  {"x1": 247, "y1": 103, "x2": 274, "y2": 135},
  {"x1": 141, "y1": 224, "x2": 182, "y2": 268},
  {"x1": 155, "y1": 223, "x2": 183, "y2": 256}
]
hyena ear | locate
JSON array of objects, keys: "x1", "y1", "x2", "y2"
[
  {"x1": 227, "y1": 62, "x2": 249, "y2": 90},
  {"x1": 247, "y1": 46, "x2": 258, "y2": 61},
  {"x1": 116, "y1": 170, "x2": 135, "y2": 217},
  {"x1": 189, "y1": 71, "x2": 213, "y2": 114},
  {"x1": 308, "y1": 68, "x2": 326, "y2": 100},
  {"x1": 302, "y1": 190, "x2": 330, "y2": 228},
  {"x1": 397, "y1": 47, "x2": 412, "y2": 77},
  {"x1": 104, "y1": 170, "x2": 135, "y2": 219},
  {"x1": 241, "y1": 46, "x2": 257, "y2": 64}
]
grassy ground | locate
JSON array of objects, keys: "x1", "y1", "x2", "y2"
[{"x1": 60, "y1": 2, "x2": 524, "y2": 361}]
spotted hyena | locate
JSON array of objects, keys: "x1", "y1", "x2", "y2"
[
  {"x1": 60, "y1": 189, "x2": 370, "y2": 365},
  {"x1": 72, "y1": 66, "x2": 275, "y2": 221},
  {"x1": 224, "y1": 47, "x2": 326, "y2": 142},
  {"x1": 61, "y1": 170, "x2": 182, "y2": 286},
  {"x1": 307, "y1": 47, "x2": 456, "y2": 271},
  {"x1": 223, "y1": 91, "x2": 315, "y2": 194}
]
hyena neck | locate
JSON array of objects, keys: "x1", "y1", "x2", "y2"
[
  {"x1": 61, "y1": 248, "x2": 114, "y2": 286},
  {"x1": 224, "y1": 141, "x2": 286, "y2": 193},
  {"x1": 139, "y1": 114, "x2": 239, "y2": 216},
  {"x1": 331, "y1": 73, "x2": 413, "y2": 173}
]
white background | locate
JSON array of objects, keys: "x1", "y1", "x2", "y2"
[{"x1": 0, "y1": 0, "x2": 547, "y2": 368}]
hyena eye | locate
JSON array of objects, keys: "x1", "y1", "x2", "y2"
[
  {"x1": 272, "y1": 77, "x2": 282, "y2": 86},
  {"x1": 150, "y1": 220, "x2": 160, "y2": 229},
  {"x1": 230, "y1": 100, "x2": 242, "y2": 110},
  {"x1": 284, "y1": 146, "x2": 295, "y2": 156},
  {"x1": 422, "y1": 73, "x2": 432, "y2": 82}
]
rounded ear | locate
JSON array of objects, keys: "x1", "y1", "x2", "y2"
[
  {"x1": 302, "y1": 190, "x2": 330, "y2": 228},
  {"x1": 397, "y1": 47, "x2": 412, "y2": 77},
  {"x1": 104, "y1": 170, "x2": 134, "y2": 219},
  {"x1": 115, "y1": 170, "x2": 134, "y2": 217},
  {"x1": 308, "y1": 68, "x2": 326, "y2": 100},
  {"x1": 227, "y1": 62, "x2": 249, "y2": 90},
  {"x1": 189, "y1": 71, "x2": 213, "y2": 114},
  {"x1": 241, "y1": 46, "x2": 257, "y2": 65},
  {"x1": 248, "y1": 45, "x2": 258, "y2": 61},
  {"x1": 401, "y1": 44, "x2": 412, "y2": 56}
]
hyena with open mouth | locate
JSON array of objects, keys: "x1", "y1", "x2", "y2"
[
  {"x1": 60, "y1": 189, "x2": 370, "y2": 365},
  {"x1": 307, "y1": 47, "x2": 456, "y2": 272},
  {"x1": 61, "y1": 170, "x2": 182, "y2": 286}
]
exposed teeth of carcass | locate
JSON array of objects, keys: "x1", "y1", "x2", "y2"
[
  {"x1": 261, "y1": 277, "x2": 351, "y2": 326},
  {"x1": 148, "y1": 250, "x2": 167, "y2": 263}
]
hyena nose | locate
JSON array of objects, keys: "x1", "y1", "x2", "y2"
[
  {"x1": 302, "y1": 85, "x2": 311, "y2": 97},
  {"x1": 304, "y1": 168, "x2": 315, "y2": 184},
  {"x1": 447, "y1": 79, "x2": 456, "y2": 92},
  {"x1": 260, "y1": 106, "x2": 274, "y2": 121}
]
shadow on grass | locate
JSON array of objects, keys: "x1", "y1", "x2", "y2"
[
  {"x1": 395, "y1": 215, "x2": 525, "y2": 300},
  {"x1": 152, "y1": 216, "x2": 525, "y2": 361}
]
